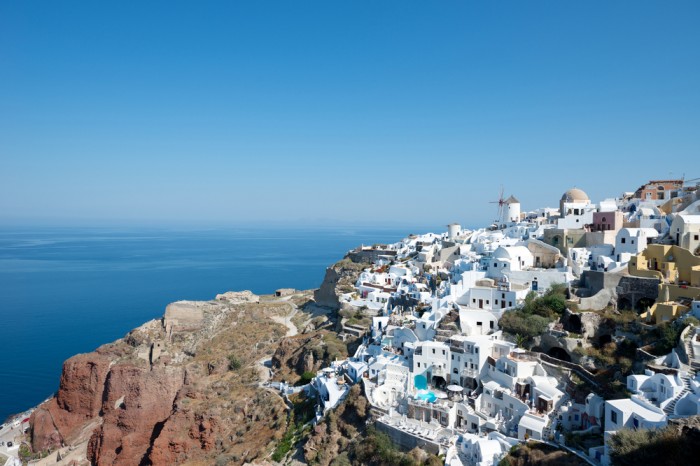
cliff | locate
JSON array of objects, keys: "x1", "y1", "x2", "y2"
[
  {"x1": 28, "y1": 291, "x2": 305, "y2": 466},
  {"x1": 313, "y1": 257, "x2": 367, "y2": 310}
]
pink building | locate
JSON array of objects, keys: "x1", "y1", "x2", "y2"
[{"x1": 591, "y1": 211, "x2": 623, "y2": 233}]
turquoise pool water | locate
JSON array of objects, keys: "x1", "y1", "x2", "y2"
[
  {"x1": 416, "y1": 390, "x2": 437, "y2": 403},
  {"x1": 414, "y1": 374, "x2": 428, "y2": 390}
]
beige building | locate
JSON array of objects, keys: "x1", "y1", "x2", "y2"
[{"x1": 629, "y1": 244, "x2": 700, "y2": 302}]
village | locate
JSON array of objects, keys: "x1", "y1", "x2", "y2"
[{"x1": 288, "y1": 179, "x2": 700, "y2": 466}]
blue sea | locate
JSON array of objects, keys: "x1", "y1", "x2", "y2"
[{"x1": 0, "y1": 225, "x2": 430, "y2": 422}]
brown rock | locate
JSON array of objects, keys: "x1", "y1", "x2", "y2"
[
  {"x1": 30, "y1": 353, "x2": 111, "y2": 451},
  {"x1": 87, "y1": 364, "x2": 183, "y2": 466},
  {"x1": 29, "y1": 405, "x2": 63, "y2": 452}
]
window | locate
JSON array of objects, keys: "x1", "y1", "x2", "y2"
[
  {"x1": 495, "y1": 299, "x2": 499, "y2": 304},
  {"x1": 442, "y1": 349, "x2": 445, "y2": 355},
  {"x1": 477, "y1": 321, "x2": 483, "y2": 326},
  {"x1": 490, "y1": 321, "x2": 495, "y2": 329},
  {"x1": 695, "y1": 235, "x2": 699, "y2": 241},
  {"x1": 621, "y1": 238, "x2": 626, "y2": 244},
  {"x1": 451, "y1": 354, "x2": 454, "y2": 360},
  {"x1": 453, "y1": 368, "x2": 458, "y2": 374},
  {"x1": 611, "y1": 410, "x2": 618, "y2": 424},
  {"x1": 417, "y1": 362, "x2": 421, "y2": 368},
  {"x1": 432, "y1": 348, "x2": 435, "y2": 354}
]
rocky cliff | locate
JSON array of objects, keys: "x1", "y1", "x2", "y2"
[
  {"x1": 29, "y1": 291, "x2": 302, "y2": 466},
  {"x1": 313, "y1": 257, "x2": 366, "y2": 310}
]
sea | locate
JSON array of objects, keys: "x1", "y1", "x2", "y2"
[{"x1": 0, "y1": 225, "x2": 435, "y2": 422}]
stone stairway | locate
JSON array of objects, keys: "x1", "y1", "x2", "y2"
[
  {"x1": 686, "y1": 328, "x2": 699, "y2": 377},
  {"x1": 663, "y1": 372, "x2": 692, "y2": 415}
]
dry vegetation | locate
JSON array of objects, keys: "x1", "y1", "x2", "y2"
[{"x1": 498, "y1": 441, "x2": 590, "y2": 466}]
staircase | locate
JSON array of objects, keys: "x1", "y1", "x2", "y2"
[
  {"x1": 686, "y1": 328, "x2": 699, "y2": 377},
  {"x1": 663, "y1": 372, "x2": 692, "y2": 415}
]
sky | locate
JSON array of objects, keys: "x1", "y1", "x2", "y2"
[{"x1": 1, "y1": 1, "x2": 698, "y2": 229}]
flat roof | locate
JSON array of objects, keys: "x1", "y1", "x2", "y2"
[{"x1": 607, "y1": 398, "x2": 666, "y2": 422}]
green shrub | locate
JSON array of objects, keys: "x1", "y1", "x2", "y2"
[{"x1": 227, "y1": 355, "x2": 242, "y2": 371}]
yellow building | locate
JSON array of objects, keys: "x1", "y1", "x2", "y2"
[{"x1": 629, "y1": 245, "x2": 700, "y2": 324}]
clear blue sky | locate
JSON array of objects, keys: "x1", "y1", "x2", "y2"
[{"x1": 1, "y1": 1, "x2": 698, "y2": 228}]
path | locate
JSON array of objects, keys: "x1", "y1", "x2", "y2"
[{"x1": 271, "y1": 300, "x2": 299, "y2": 338}]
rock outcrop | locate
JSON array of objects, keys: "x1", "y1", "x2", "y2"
[
  {"x1": 87, "y1": 365, "x2": 183, "y2": 465},
  {"x1": 30, "y1": 353, "x2": 112, "y2": 451},
  {"x1": 29, "y1": 291, "x2": 294, "y2": 466},
  {"x1": 313, "y1": 257, "x2": 366, "y2": 310}
]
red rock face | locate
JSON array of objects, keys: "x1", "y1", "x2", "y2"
[
  {"x1": 30, "y1": 353, "x2": 112, "y2": 451},
  {"x1": 29, "y1": 404, "x2": 63, "y2": 452},
  {"x1": 87, "y1": 364, "x2": 183, "y2": 466},
  {"x1": 146, "y1": 411, "x2": 220, "y2": 465},
  {"x1": 56, "y1": 353, "x2": 112, "y2": 418}
]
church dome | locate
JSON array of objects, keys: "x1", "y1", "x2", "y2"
[{"x1": 561, "y1": 188, "x2": 589, "y2": 203}]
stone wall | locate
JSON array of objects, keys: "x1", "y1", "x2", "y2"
[{"x1": 374, "y1": 420, "x2": 440, "y2": 454}]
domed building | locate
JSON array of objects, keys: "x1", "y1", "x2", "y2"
[
  {"x1": 557, "y1": 187, "x2": 596, "y2": 230},
  {"x1": 559, "y1": 188, "x2": 590, "y2": 216}
]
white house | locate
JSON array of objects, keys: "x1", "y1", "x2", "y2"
[
  {"x1": 557, "y1": 188, "x2": 596, "y2": 230},
  {"x1": 615, "y1": 228, "x2": 658, "y2": 259},
  {"x1": 604, "y1": 396, "x2": 667, "y2": 432},
  {"x1": 487, "y1": 246, "x2": 534, "y2": 280},
  {"x1": 670, "y1": 214, "x2": 700, "y2": 253},
  {"x1": 312, "y1": 367, "x2": 351, "y2": 412},
  {"x1": 627, "y1": 369, "x2": 684, "y2": 408},
  {"x1": 413, "y1": 340, "x2": 451, "y2": 384}
]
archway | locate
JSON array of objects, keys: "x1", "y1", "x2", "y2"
[
  {"x1": 566, "y1": 314, "x2": 582, "y2": 334},
  {"x1": 432, "y1": 375, "x2": 447, "y2": 389},
  {"x1": 547, "y1": 347, "x2": 572, "y2": 362}
]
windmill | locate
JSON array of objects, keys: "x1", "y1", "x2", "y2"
[{"x1": 489, "y1": 185, "x2": 506, "y2": 224}]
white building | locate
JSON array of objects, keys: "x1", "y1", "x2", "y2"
[
  {"x1": 615, "y1": 228, "x2": 658, "y2": 259},
  {"x1": 670, "y1": 214, "x2": 700, "y2": 253},
  {"x1": 557, "y1": 188, "x2": 596, "y2": 230}
]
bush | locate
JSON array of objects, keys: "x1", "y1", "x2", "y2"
[
  {"x1": 228, "y1": 355, "x2": 242, "y2": 371},
  {"x1": 608, "y1": 427, "x2": 696, "y2": 466},
  {"x1": 499, "y1": 312, "x2": 551, "y2": 341},
  {"x1": 298, "y1": 371, "x2": 316, "y2": 385}
]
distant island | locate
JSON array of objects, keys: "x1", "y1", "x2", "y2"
[{"x1": 2, "y1": 179, "x2": 700, "y2": 466}]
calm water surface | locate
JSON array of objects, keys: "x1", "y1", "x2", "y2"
[{"x1": 0, "y1": 226, "x2": 428, "y2": 421}]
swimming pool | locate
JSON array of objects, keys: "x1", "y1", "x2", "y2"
[{"x1": 416, "y1": 390, "x2": 437, "y2": 403}]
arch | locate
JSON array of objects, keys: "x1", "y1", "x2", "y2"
[
  {"x1": 432, "y1": 375, "x2": 447, "y2": 389},
  {"x1": 547, "y1": 347, "x2": 572, "y2": 362},
  {"x1": 566, "y1": 314, "x2": 582, "y2": 334}
]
